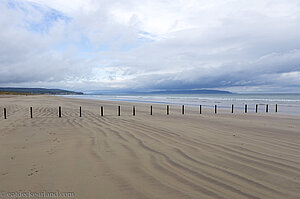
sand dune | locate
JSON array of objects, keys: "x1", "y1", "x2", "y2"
[{"x1": 0, "y1": 95, "x2": 299, "y2": 199}]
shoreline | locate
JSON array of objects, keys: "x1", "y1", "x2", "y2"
[
  {"x1": 1, "y1": 94, "x2": 299, "y2": 118},
  {"x1": 59, "y1": 94, "x2": 300, "y2": 116}
]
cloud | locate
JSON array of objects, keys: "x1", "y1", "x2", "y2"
[
  {"x1": 0, "y1": 1, "x2": 93, "y2": 86},
  {"x1": 1, "y1": 0, "x2": 300, "y2": 92}
]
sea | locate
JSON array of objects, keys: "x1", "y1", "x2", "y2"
[{"x1": 60, "y1": 93, "x2": 300, "y2": 116}]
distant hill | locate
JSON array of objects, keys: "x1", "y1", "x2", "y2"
[
  {"x1": 0, "y1": 87, "x2": 83, "y2": 95},
  {"x1": 148, "y1": 89, "x2": 232, "y2": 94},
  {"x1": 90, "y1": 89, "x2": 232, "y2": 95}
]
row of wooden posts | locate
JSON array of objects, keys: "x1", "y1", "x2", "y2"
[{"x1": 1, "y1": 104, "x2": 278, "y2": 119}]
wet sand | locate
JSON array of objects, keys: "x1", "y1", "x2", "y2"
[{"x1": 0, "y1": 95, "x2": 299, "y2": 199}]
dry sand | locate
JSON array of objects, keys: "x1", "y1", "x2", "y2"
[{"x1": 0, "y1": 95, "x2": 299, "y2": 199}]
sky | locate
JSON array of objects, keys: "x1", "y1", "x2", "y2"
[{"x1": 0, "y1": 0, "x2": 300, "y2": 93}]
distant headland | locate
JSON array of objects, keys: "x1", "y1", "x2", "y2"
[
  {"x1": 145, "y1": 89, "x2": 232, "y2": 95},
  {"x1": 90, "y1": 89, "x2": 233, "y2": 95},
  {"x1": 0, "y1": 87, "x2": 83, "y2": 95}
]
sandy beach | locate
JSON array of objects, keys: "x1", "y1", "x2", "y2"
[{"x1": 0, "y1": 95, "x2": 299, "y2": 199}]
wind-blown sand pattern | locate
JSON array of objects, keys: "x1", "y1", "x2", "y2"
[{"x1": 0, "y1": 95, "x2": 299, "y2": 199}]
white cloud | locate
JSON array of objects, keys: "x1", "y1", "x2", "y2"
[{"x1": 1, "y1": 0, "x2": 300, "y2": 92}]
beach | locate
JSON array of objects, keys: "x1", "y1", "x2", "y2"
[{"x1": 0, "y1": 95, "x2": 299, "y2": 199}]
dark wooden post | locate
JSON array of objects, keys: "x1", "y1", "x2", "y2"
[
  {"x1": 215, "y1": 105, "x2": 217, "y2": 114},
  {"x1": 256, "y1": 104, "x2": 258, "y2": 113},
  {"x1": 79, "y1": 106, "x2": 82, "y2": 117},
  {"x1": 58, "y1": 106, "x2": 62, "y2": 118},
  {"x1": 231, "y1": 104, "x2": 234, "y2": 113},
  {"x1": 100, "y1": 106, "x2": 104, "y2": 116},
  {"x1": 118, "y1": 106, "x2": 121, "y2": 116},
  {"x1": 133, "y1": 106, "x2": 136, "y2": 116},
  {"x1": 4, "y1": 108, "x2": 7, "y2": 119},
  {"x1": 266, "y1": 104, "x2": 269, "y2": 113},
  {"x1": 245, "y1": 104, "x2": 247, "y2": 113},
  {"x1": 199, "y1": 105, "x2": 202, "y2": 114},
  {"x1": 182, "y1": 105, "x2": 184, "y2": 115},
  {"x1": 150, "y1": 105, "x2": 152, "y2": 115},
  {"x1": 167, "y1": 105, "x2": 169, "y2": 115},
  {"x1": 275, "y1": 104, "x2": 278, "y2": 112},
  {"x1": 30, "y1": 107, "x2": 33, "y2": 118}
]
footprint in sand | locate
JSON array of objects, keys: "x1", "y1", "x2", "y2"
[
  {"x1": 28, "y1": 168, "x2": 39, "y2": 176},
  {"x1": 52, "y1": 138, "x2": 60, "y2": 143},
  {"x1": 47, "y1": 149, "x2": 55, "y2": 155},
  {"x1": 2, "y1": 172, "x2": 8, "y2": 176}
]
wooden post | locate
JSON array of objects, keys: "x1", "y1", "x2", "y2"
[
  {"x1": 167, "y1": 105, "x2": 169, "y2": 115},
  {"x1": 30, "y1": 107, "x2": 33, "y2": 118},
  {"x1": 58, "y1": 106, "x2": 62, "y2": 118},
  {"x1": 266, "y1": 104, "x2": 269, "y2": 113},
  {"x1": 245, "y1": 104, "x2": 247, "y2": 113},
  {"x1": 256, "y1": 104, "x2": 258, "y2": 113},
  {"x1": 79, "y1": 106, "x2": 82, "y2": 117},
  {"x1": 118, "y1": 106, "x2": 121, "y2": 116},
  {"x1": 199, "y1": 105, "x2": 202, "y2": 114},
  {"x1": 275, "y1": 104, "x2": 278, "y2": 112},
  {"x1": 182, "y1": 105, "x2": 184, "y2": 115},
  {"x1": 133, "y1": 106, "x2": 136, "y2": 116},
  {"x1": 4, "y1": 108, "x2": 7, "y2": 119},
  {"x1": 231, "y1": 104, "x2": 234, "y2": 113},
  {"x1": 100, "y1": 106, "x2": 104, "y2": 116},
  {"x1": 150, "y1": 105, "x2": 152, "y2": 115},
  {"x1": 215, "y1": 105, "x2": 217, "y2": 114}
]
